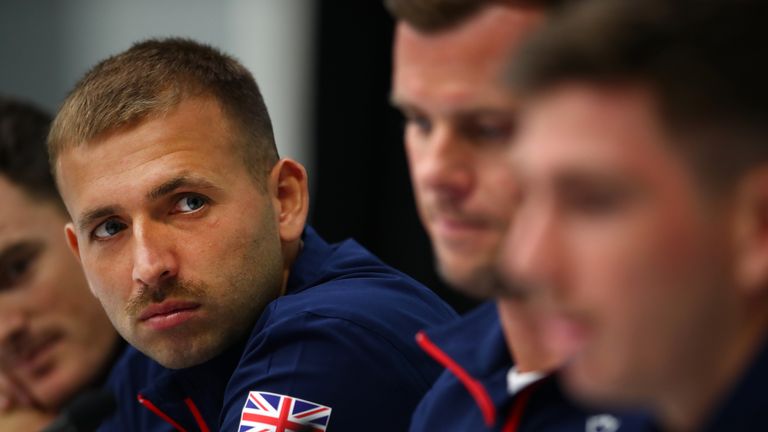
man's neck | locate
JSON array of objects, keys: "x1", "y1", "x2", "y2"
[
  {"x1": 279, "y1": 239, "x2": 302, "y2": 296},
  {"x1": 496, "y1": 298, "x2": 563, "y2": 373},
  {"x1": 659, "y1": 302, "x2": 768, "y2": 431}
]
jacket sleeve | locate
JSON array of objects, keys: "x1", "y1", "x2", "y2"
[{"x1": 219, "y1": 311, "x2": 435, "y2": 432}]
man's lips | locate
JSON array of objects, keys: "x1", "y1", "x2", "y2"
[
  {"x1": 439, "y1": 216, "x2": 487, "y2": 229},
  {"x1": 138, "y1": 301, "x2": 201, "y2": 331},
  {"x1": 138, "y1": 301, "x2": 200, "y2": 320},
  {"x1": 430, "y1": 214, "x2": 500, "y2": 249},
  {"x1": 543, "y1": 313, "x2": 591, "y2": 359},
  {"x1": 433, "y1": 214, "x2": 495, "y2": 234}
]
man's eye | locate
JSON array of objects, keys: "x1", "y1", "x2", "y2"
[
  {"x1": 93, "y1": 219, "x2": 127, "y2": 240},
  {"x1": 406, "y1": 115, "x2": 432, "y2": 135},
  {"x1": 566, "y1": 190, "x2": 628, "y2": 216},
  {"x1": 464, "y1": 121, "x2": 515, "y2": 142},
  {"x1": 173, "y1": 195, "x2": 208, "y2": 214},
  {"x1": 0, "y1": 257, "x2": 33, "y2": 290}
]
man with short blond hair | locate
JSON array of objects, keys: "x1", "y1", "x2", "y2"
[{"x1": 51, "y1": 37, "x2": 456, "y2": 431}]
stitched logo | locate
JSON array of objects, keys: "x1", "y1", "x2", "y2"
[{"x1": 238, "y1": 391, "x2": 332, "y2": 432}]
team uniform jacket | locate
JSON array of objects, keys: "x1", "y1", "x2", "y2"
[
  {"x1": 98, "y1": 227, "x2": 458, "y2": 432},
  {"x1": 409, "y1": 302, "x2": 654, "y2": 432}
]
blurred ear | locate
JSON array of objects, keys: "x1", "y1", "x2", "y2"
[
  {"x1": 65, "y1": 222, "x2": 83, "y2": 263},
  {"x1": 268, "y1": 159, "x2": 309, "y2": 243},
  {"x1": 732, "y1": 168, "x2": 768, "y2": 295}
]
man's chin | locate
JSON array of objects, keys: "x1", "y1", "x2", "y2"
[
  {"x1": 436, "y1": 260, "x2": 498, "y2": 300},
  {"x1": 562, "y1": 363, "x2": 614, "y2": 408},
  {"x1": 135, "y1": 339, "x2": 219, "y2": 369},
  {"x1": 563, "y1": 357, "x2": 640, "y2": 410}
]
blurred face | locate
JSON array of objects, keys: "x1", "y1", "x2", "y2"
[
  {"x1": 56, "y1": 97, "x2": 285, "y2": 369},
  {"x1": 506, "y1": 84, "x2": 735, "y2": 407},
  {"x1": 392, "y1": 6, "x2": 544, "y2": 296},
  {"x1": 0, "y1": 177, "x2": 117, "y2": 409}
]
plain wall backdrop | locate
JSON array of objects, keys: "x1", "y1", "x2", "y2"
[
  {"x1": 0, "y1": 0, "x2": 475, "y2": 313},
  {"x1": 0, "y1": 0, "x2": 315, "y2": 170}
]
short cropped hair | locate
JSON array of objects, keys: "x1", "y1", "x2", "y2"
[
  {"x1": 384, "y1": 0, "x2": 567, "y2": 33},
  {"x1": 0, "y1": 96, "x2": 61, "y2": 205},
  {"x1": 48, "y1": 37, "x2": 279, "y2": 182},
  {"x1": 509, "y1": 0, "x2": 768, "y2": 187}
]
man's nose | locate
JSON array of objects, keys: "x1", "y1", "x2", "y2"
[
  {"x1": 131, "y1": 221, "x2": 179, "y2": 290},
  {"x1": 502, "y1": 202, "x2": 563, "y2": 297},
  {"x1": 418, "y1": 126, "x2": 474, "y2": 202}
]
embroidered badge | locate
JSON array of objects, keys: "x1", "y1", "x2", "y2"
[{"x1": 238, "y1": 391, "x2": 332, "y2": 432}]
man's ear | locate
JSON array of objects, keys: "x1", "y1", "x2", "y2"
[
  {"x1": 65, "y1": 222, "x2": 83, "y2": 263},
  {"x1": 732, "y1": 168, "x2": 768, "y2": 295},
  {"x1": 268, "y1": 159, "x2": 309, "y2": 243}
]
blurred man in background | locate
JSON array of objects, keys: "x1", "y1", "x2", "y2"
[
  {"x1": 388, "y1": 0, "x2": 650, "y2": 430},
  {"x1": 0, "y1": 96, "x2": 122, "y2": 430},
  {"x1": 505, "y1": 0, "x2": 768, "y2": 429}
]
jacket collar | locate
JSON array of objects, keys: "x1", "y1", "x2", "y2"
[{"x1": 417, "y1": 301, "x2": 513, "y2": 427}]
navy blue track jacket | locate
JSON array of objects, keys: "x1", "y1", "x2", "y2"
[
  {"x1": 98, "y1": 227, "x2": 458, "y2": 431},
  {"x1": 701, "y1": 335, "x2": 768, "y2": 431},
  {"x1": 409, "y1": 302, "x2": 654, "y2": 432}
]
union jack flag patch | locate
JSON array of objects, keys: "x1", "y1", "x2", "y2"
[{"x1": 238, "y1": 391, "x2": 332, "y2": 432}]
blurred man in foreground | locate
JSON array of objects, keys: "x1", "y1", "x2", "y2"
[
  {"x1": 0, "y1": 97, "x2": 122, "y2": 430},
  {"x1": 505, "y1": 0, "x2": 768, "y2": 429},
  {"x1": 388, "y1": 0, "x2": 650, "y2": 430}
]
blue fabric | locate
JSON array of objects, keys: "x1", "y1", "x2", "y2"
[
  {"x1": 99, "y1": 226, "x2": 457, "y2": 431},
  {"x1": 410, "y1": 302, "x2": 510, "y2": 431},
  {"x1": 702, "y1": 335, "x2": 768, "y2": 431},
  {"x1": 410, "y1": 301, "x2": 655, "y2": 432}
]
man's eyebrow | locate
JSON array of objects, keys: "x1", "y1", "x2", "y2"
[
  {"x1": 390, "y1": 98, "x2": 515, "y2": 119},
  {"x1": 389, "y1": 97, "x2": 414, "y2": 114},
  {"x1": 77, "y1": 206, "x2": 123, "y2": 233},
  {"x1": 389, "y1": 95, "x2": 428, "y2": 113},
  {"x1": 553, "y1": 169, "x2": 639, "y2": 195},
  {"x1": 388, "y1": 92, "x2": 402, "y2": 108},
  {"x1": 75, "y1": 176, "x2": 220, "y2": 234},
  {"x1": 145, "y1": 175, "x2": 219, "y2": 202},
  {"x1": 0, "y1": 240, "x2": 43, "y2": 264}
]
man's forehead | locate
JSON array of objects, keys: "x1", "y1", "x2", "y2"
[
  {"x1": 0, "y1": 175, "x2": 59, "y2": 225},
  {"x1": 512, "y1": 143, "x2": 629, "y2": 188},
  {"x1": 57, "y1": 98, "x2": 239, "y2": 190},
  {"x1": 57, "y1": 96, "x2": 234, "y2": 160},
  {"x1": 527, "y1": 82, "x2": 660, "y2": 123},
  {"x1": 391, "y1": 65, "x2": 520, "y2": 118},
  {"x1": 520, "y1": 85, "x2": 664, "y2": 149},
  {"x1": 0, "y1": 196, "x2": 58, "y2": 252},
  {"x1": 514, "y1": 85, "x2": 685, "y2": 190},
  {"x1": 394, "y1": 8, "x2": 543, "y2": 81}
]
